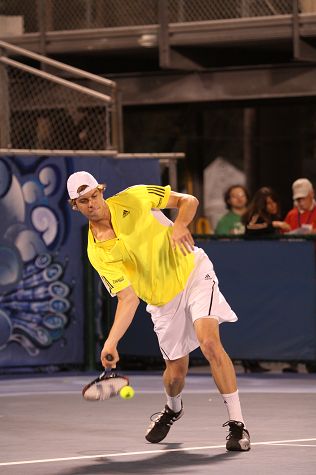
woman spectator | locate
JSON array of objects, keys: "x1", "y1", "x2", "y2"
[{"x1": 243, "y1": 186, "x2": 290, "y2": 236}]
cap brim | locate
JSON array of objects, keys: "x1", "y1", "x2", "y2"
[{"x1": 293, "y1": 193, "x2": 308, "y2": 199}]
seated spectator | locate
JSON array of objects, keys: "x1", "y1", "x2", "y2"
[
  {"x1": 284, "y1": 178, "x2": 316, "y2": 234},
  {"x1": 243, "y1": 186, "x2": 290, "y2": 236},
  {"x1": 215, "y1": 185, "x2": 249, "y2": 235}
]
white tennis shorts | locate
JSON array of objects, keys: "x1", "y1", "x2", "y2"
[{"x1": 146, "y1": 247, "x2": 238, "y2": 360}]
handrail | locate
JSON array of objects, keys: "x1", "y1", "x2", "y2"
[
  {"x1": 0, "y1": 56, "x2": 112, "y2": 103},
  {"x1": 117, "y1": 152, "x2": 185, "y2": 159},
  {"x1": 0, "y1": 150, "x2": 185, "y2": 159},
  {"x1": 0, "y1": 40, "x2": 116, "y2": 88},
  {"x1": 0, "y1": 149, "x2": 117, "y2": 156}
]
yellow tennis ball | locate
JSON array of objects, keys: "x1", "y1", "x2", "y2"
[{"x1": 120, "y1": 385, "x2": 135, "y2": 399}]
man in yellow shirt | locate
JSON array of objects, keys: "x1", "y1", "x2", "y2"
[{"x1": 67, "y1": 171, "x2": 251, "y2": 451}]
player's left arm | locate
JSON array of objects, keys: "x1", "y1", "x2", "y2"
[{"x1": 165, "y1": 191, "x2": 199, "y2": 255}]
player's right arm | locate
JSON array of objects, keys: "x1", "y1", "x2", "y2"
[
  {"x1": 100, "y1": 285, "x2": 139, "y2": 368},
  {"x1": 165, "y1": 190, "x2": 198, "y2": 255}
]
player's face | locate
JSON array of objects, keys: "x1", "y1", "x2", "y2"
[
  {"x1": 296, "y1": 192, "x2": 314, "y2": 211},
  {"x1": 229, "y1": 187, "x2": 247, "y2": 210},
  {"x1": 75, "y1": 188, "x2": 105, "y2": 220}
]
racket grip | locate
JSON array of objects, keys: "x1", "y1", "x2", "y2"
[{"x1": 105, "y1": 354, "x2": 114, "y2": 361}]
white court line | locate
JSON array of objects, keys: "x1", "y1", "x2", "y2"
[
  {"x1": 0, "y1": 438, "x2": 316, "y2": 467},
  {"x1": 270, "y1": 443, "x2": 316, "y2": 447},
  {"x1": 0, "y1": 391, "x2": 79, "y2": 397}
]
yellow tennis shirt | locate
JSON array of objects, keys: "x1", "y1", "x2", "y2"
[{"x1": 87, "y1": 185, "x2": 195, "y2": 306}]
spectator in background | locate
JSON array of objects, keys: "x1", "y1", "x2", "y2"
[
  {"x1": 215, "y1": 185, "x2": 249, "y2": 235},
  {"x1": 284, "y1": 178, "x2": 316, "y2": 234},
  {"x1": 243, "y1": 186, "x2": 290, "y2": 236},
  {"x1": 34, "y1": 116, "x2": 53, "y2": 149},
  {"x1": 76, "y1": 109, "x2": 105, "y2": 150}
]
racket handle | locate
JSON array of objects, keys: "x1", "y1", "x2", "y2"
[{"x1": 105, "y1": 354, "x2": 114, "y2": 361}]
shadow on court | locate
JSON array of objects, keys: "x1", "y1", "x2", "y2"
[{"x1": 61, "y1": 446, "x2": 240, "y2": 474}]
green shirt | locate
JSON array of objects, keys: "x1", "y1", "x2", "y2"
[{"x1": 215, "y1": 211, "x2": 244, "y2": 235}]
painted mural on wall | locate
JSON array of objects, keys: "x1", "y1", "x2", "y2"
[{"x1": 0, "y1": 155, "x2": 78, "y2": 365}]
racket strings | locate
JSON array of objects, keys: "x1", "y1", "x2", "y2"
[
  {"x1": 98, "y1": 377, "x2": 126, "y2": 399},
  {"x1": 83, "y1": 376, "x2": 127, "y2": 400}
]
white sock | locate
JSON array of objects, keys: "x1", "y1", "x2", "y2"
[
  {"x1": 165, "y1": 391, "x2": 182, "y2": 413},
  {"x1": 221, "y1": 390, "x2": 245, "y2": 426}
]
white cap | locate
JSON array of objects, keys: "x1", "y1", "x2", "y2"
[
  {"x1": 292, "y1": 178, "x2": 313, "y2": 200},
  {"x1": 67, "y1": 171, "x2": 99, "y2": 199}
]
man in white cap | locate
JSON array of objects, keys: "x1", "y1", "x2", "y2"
[
  {"x1": 67, "y1": 170, "x2": 251, "y2": 451},
  {"x1": 285, "y1": 178, "x2": 316, "y2": 233}
]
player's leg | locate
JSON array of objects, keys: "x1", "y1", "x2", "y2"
[
  {"x1": 194, "y1": 318, "x2": 236, "y2": 394},
  {"x1": 145, "y1": 356, "x2": 188, "y2": 443},
  {"x1": 194, "y1": 317, "x2": 250, "y2": 451},
  {"x1": 163, "y1": 355, "x2": 189, "y2": 399}
]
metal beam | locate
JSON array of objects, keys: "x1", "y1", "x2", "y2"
[
  {"x1": 4, "y1": 14, "x2": 313, "y2": 55},
  {"x1": 112, "y1": 64, "x2": 316, "y2": 105},
  {"x1": 292, "y1": 0, "x2": 316, "y2": 62},
  {"x1": 158, "y1": 0, "x2": 170, "y2": 69},
  {"x1": 158, "y1": 0, "x2": 204, "y2": 71}
]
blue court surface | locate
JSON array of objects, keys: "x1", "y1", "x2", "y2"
[{"x1": 0, "y1": 370, "x2": 315, "y2": 475}]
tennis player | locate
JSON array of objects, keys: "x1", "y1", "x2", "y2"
[{"x1": 67, "y1": 171, "x2": 251, "y2": 451}]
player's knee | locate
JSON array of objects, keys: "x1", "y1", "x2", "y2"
[
  {"x1": 167, "y1": 374, "x2": 186, "y2": 388},
  {"x1": 199, "y1": 337, "x2": 221, "y2": 361},
  {"x1": 165, "y1": 365, "x2": 187, "y2": 384}
]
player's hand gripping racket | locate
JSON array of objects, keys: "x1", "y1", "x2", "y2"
[{"x1": 82, "y1": 354, "x2": 129, "y2": 401}]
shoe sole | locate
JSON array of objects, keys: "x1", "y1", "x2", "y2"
[{"x1": 227, "y1": 442, "x2": 251, "y2": 451}]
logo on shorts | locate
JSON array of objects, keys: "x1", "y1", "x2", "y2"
[
  {"x1": 122, "y1": 210, "x2": 130, "y2": 217},
  {"x1": 204, "y1": 274, "x2": 212, "y2": 280}
]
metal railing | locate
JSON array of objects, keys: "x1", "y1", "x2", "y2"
[{"x1": 0, "y1": 40, "x2": 122, "y2": 152}]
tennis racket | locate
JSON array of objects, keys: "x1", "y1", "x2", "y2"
[{"x1": 82, "y1": 354, "x2": 129, "y2": 401}]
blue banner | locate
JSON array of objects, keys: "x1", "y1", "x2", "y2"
[{"x1": 0, "y1": 155, "x2": 160, "y2": 367}]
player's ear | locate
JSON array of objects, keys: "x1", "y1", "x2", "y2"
[
  {"x1": 97, "y1": 184, "x2": 106, "y2": 193},
  {"x1": 68, "y1": 199, "x2": 78, "y2": 211}
]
